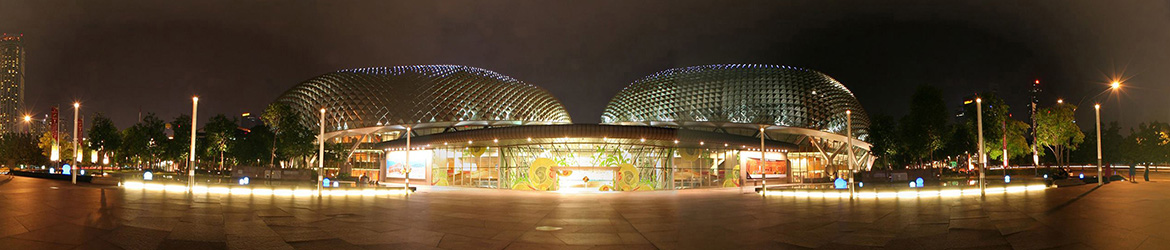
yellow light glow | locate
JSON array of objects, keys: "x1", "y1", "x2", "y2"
[
  {"x1": 760, "y1": 185, "x2": 1050, "y2": 198},
  {"x1": 1111, "y1": 81, "x2": 1121, "y2": 90},
  {"x1": 192, "y1": 96, "x2": 199, "y2": 102}
]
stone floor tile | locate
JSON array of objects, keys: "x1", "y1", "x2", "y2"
[
  {"x1": 436, "y1": 234, "x2": 510, "y2": 250},
  {"x1": 167, "y1": 222, "x2": 226, "y2": 242},
  {"x1": 101, "y1": 226, "x2": 170, "y2": 250},
  {"x1": 0, "y1": 237, "x2": 75, "y2": 250},
  {"x1": 10, "y1": 223, "x2": 109, "y2": 245},
  {"x1": 156, "y1": 239, "x2": 229, "y2": 250}
]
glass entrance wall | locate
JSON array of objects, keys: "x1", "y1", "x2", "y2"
[
  {"x1": 672, "y1": 148, "x2": 740, "y2": 189},
  {"x1": 427, "y1": 146, "x2": 501, "y2": 188},
  {"x1": 394, "y1": 140, "x2": 764, "y2": 191},
  {"x1": 498, "y1": 142, "x2": 670, "y2": 191}
]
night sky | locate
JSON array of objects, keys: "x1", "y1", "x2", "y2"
[{"x1": 1, "y1": 1, "x2": 1166, "y2": 131}]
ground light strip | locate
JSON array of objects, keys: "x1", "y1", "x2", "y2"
[
  {"x1": 761, "y1": 184, "x2": 1050, "y2": 198},
  {"x1": 120, "y1": 181, "x2": 411, "y2": 196}
]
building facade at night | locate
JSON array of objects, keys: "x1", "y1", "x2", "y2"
[
  {"x1": 274, "y1": 64, "x2": 871, "y2": 192},
  {"x1": 0, "y1": 34, "x2": 25, "y2": 134}
]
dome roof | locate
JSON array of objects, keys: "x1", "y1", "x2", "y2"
[
  {"x1": 276, "y1": 65, "x2": 571, "y2": 133},
  {"x1": 602, "y1": 64, "x2": 868, "y2": 138}
]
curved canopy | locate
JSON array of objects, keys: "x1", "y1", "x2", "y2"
[
  {"x1": 602, "y1": 64, "x2": 869, "y2": 140},
  {"x1": 276, "y1": 65, "x2": 572, "y2": 134}
]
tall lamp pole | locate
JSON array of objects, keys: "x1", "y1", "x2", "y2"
[
  {"x1": 976, "y1": 98, "x2": 985, "y2": 194},
  {"x1": 405, "y1": 127, "x2": 412, "y2": 191},
  {"x1": 189, "y1": 97, "x2": 198, "y2": 191},
  {"x1": 319, "y1": 108, "x2": 325, "y2": 195},
  {"x1": 760, "y1": 127, "x2": 765, "y2": 195},
  {"x1": 22, "y1": 115, "x2": 30, "y2": 134},
  {"x1": 72, "y1": 102, "x2": 79, "y2": 184},
  {"x1": 847, "y1": 110, "x2": 855, "y2": 198},
  {"x1": 1095, "y1": 104, "x2": 1102, "y2": 186}
]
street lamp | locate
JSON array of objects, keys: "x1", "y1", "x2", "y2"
[
  {"x1": 189, "y1": 96, "x2": 198, "y2": 192},
  {"x1": 1095, "y1": 103, "x2": 1102, "y2": 186},
  {"x1": 760, "y1": 127, "x2": 765, "y2": 195},
  {"x1": 976, "y1": 98, "x2": 985, "y2": 194},
  {"x1": 22, "y1": 114, "x2": 30, "y2": 134},
  {"x1": 72, "y1": 102, "x2": 79, "y2": 184},
  {"x1": 405, "y1": 126, "x2": 412, "y2": 192},
  {"x1": 1063, "y1": 80, "x2": 1121, "y2": 182},
  {"x1": 847, "y1": 110, "x2": 855, "y2": 198},
  {"x1": 318, "y1": 108, "x2": 325, "y2": 195}
]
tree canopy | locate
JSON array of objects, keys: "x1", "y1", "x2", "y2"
[{"x1": 1035, "y1": 103, "x2": 1084, "y2": 167}]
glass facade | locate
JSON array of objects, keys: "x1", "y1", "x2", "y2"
[
  {"x1": 395, "y1": 143, "x2": 762, "y2": 191},
  {"x1": 379, "y1": 128, "x2": 814, "y2": 192},
  {"x1": 273, "y1": 64, "x2": 871, "y2": 190}
]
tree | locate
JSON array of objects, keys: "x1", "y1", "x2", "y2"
[
  {"x1": 899, "y1": 85, "x2": 949, "y2": 165},
  {"x1": 986, "y1": 118, "x2": 1031, "y2": 164},
  {"x1": 262, "y1": 103, "x2": 314, "y2": 168},
  {"x1": 119, "y1": 113, "x2": 167, "y2": 169},
  {"x1": 1073, "y1": 121, "x2": 1123, "y2": 165},
  {"x1": 164, "y1": 115, "x2": 192, "y2": 172},
  {"x1": 964, "y1": 93, "x2": 1017, "y2": 165},
  {"x1": 1123, "y1": 122, "x2": 1170, "y2": 167},
  {"x1": 204, "y1": 114, "x2": 238, "y2": 171},
  {"x1": 867, "y1": 114, "x2": 900, "y2": 169},
  {"x1": 0, "y1": 132, "x2": 46, "y2": 166},
  {"x1": 1035, "y1": 103, "x2": 1085, "y2": 168},
  {"x1": 233, "y1": 124, "x2": 274, "y2": 167},
  {"x1": 37, "y1": 131, "x2": 73, "y2": 163},
  {"x1": 942, "y1": 122, "x2": 975, "y2": 159},
  {"x1": 88, "y1": 113, "x2": 120, "y2": 172}
]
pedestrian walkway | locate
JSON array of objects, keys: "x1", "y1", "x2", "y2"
[{"x1": 0, "y1": 174, "x2": 1167, "y2": 249}]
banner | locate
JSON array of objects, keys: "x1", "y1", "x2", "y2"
[
  {"x1": 77, "y1": 115, "x2": 83, "y2": 145},
  {"x1": 49, "y1": 106, "x2": 58, "y2": 141}
]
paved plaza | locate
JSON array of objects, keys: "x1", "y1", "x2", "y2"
[{"x1": 0, "y1": 175, "x2": 1169, "y2": 250}]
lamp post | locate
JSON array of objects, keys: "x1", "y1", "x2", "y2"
[
  {"x1": 72, "y1": 102, "x2": 79, "y2": 184},
  {"x1": 1095, "y1": 103, "x2": 1102, "y2": 186},
  {"x1": 976, "y1": 98, "x2": 985, "y2": 194},
  {"x1": 22, "y1": 115, "x2": 30, "y2": 134},
  {"x1": 1063, "y1": 81, "x2": 1120, "y2": 181},
  {"x1": 847, "y1": 110, "x2": 855, "y2": 198},
  {"x1": 319, "y1": 108, "x2": 325, "y2": 195},
  {"x1": 760, "y1": 127, "x2": 765, "y2": 195},
  {"x1": 405, "y1": 126, "x2": 412, "y2": 191},
  {"x1": 189, "y1": 97, "x2": 198, "y2": 191}
]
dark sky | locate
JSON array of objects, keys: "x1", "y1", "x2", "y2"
[{"x1": 1, "y1": 0, "x2": 1167, "y2": 131}]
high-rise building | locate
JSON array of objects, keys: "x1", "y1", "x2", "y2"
[{"x1": 0, "y1": 33, "x2": 25, "y2": 133}]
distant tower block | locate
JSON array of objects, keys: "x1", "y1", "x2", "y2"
[{"x1": 0, "y1": 33, "x2": 24, "y2": 133}]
